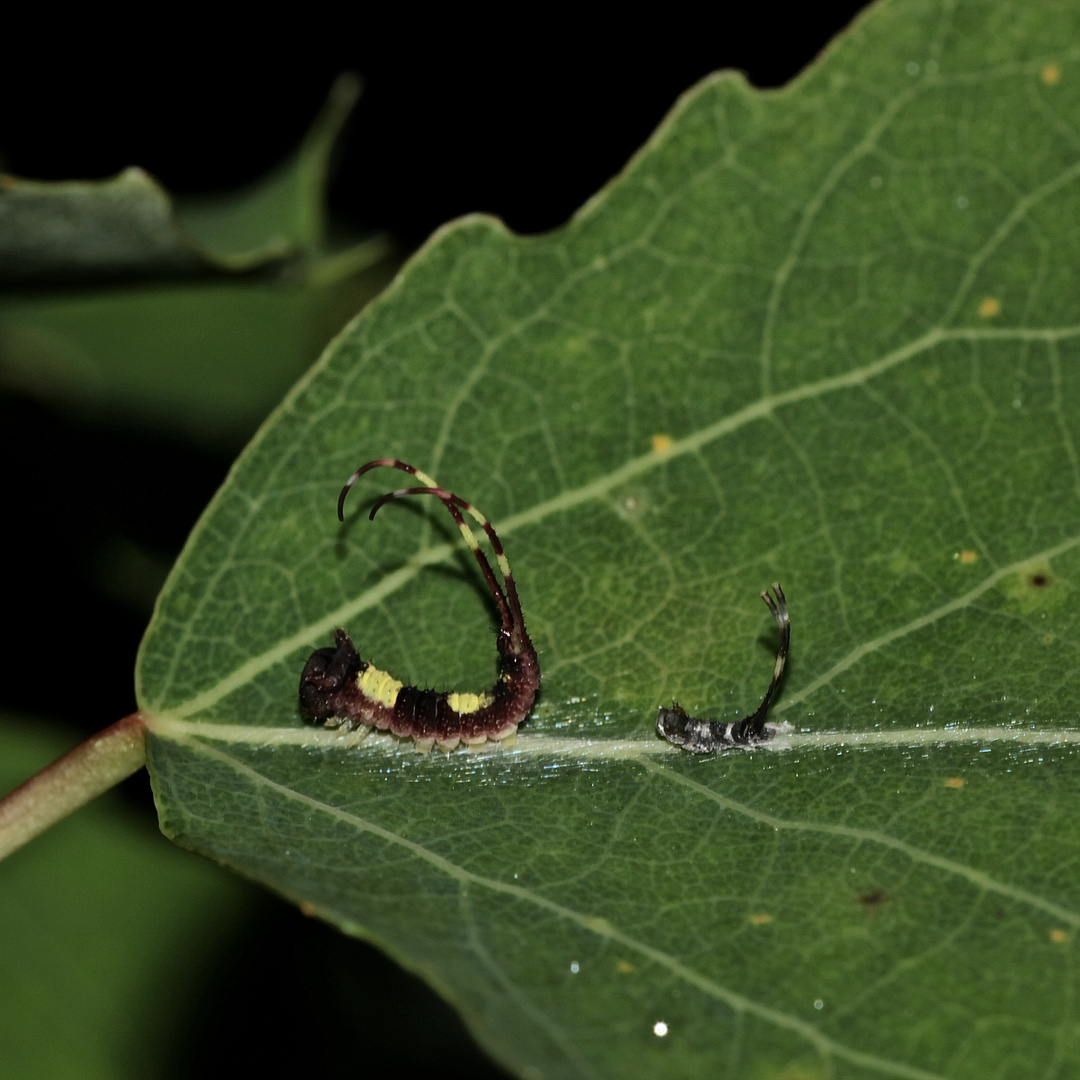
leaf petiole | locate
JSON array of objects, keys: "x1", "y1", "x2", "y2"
[{"x1": 0, "y1": 712, "x2": 147, "y2": 861}]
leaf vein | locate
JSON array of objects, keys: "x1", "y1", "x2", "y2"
[
  {"x1": 174, "y1": 732, "x2": 948, "y2": 1080},
  {"x1": 164, "y1": 323, "x2": 1080, "y2": 718},
  {"x1": 640, "y1": 759, "x2": 1080, "y2": 929}
]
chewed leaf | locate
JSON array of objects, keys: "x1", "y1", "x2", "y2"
[{"x1": 138, "y1": 3, "x2": 1080, "y2": 1077}]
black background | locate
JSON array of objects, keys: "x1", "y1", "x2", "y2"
[{"x1": 1, "y1": 5, "x2": 869, "y2": 1077}]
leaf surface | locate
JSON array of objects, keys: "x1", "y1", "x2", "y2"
[{"x1": 138, "y1": 3, "x2": 1080, "y2": 1076}]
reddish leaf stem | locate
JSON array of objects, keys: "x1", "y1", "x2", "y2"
[{"x1": 0, "y1": 712, "x2": 147, "y2": 861}]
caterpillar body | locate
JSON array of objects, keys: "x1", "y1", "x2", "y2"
[
  {"x1": 299, "y1": 459, "x2": 539, "y2": 751},
  {"x1": 656, "y1": 583, "x2": 789, "y2": 753}
]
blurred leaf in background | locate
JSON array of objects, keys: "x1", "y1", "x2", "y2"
[{"x1": 0, "y1": 74, "x2": 398, "y2": 448}]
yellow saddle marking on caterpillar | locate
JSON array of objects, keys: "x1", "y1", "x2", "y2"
[
  {"x1": 357, "y1": 664, "x2": 403, "y2": 708},
  {"x1": 446, "y1": 690, "x2": 494, "y2": 715}
]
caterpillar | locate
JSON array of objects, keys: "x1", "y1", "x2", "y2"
[
  {"x1": 656, "y1": 583, "x2": 789, "y2": 753},
  {"x1": 299, "y1": 459, "x2": 540, "y2": 751}
]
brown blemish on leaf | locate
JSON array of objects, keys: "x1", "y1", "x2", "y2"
[
  {"x1": 957, "y1": 549, "x2": 978, "y2": 564},
  {"x1": 1051, "y1": 928, "x2": 1069, "y2": 944},
  {"x1": 616, "y1": 961, "x2": 635, "y2": 974},
  {"x1": 944, "y1": 777, "x2": 965, "y2": 789},
  {"x1": 978, "y1": 296, "x2": 1001, "y2": 317},
  {"x1": 651, "y1": 433, "x2": 673, "y2": 454},
  {"x1": 1042, "y1": 64, "x2": 1061, "y2": 85},
  {"x1": 1000, "y1": 560, "x2": 1059, "y2": 613},
  {"x1": 859, "y1": 890, "x2": 889, "y2": 908},
  {"x1": 300, "y1": 901, "x2": 317, "y2": 917},
  {"x1": 749, "y1": 913, "x2": 774, "y2": 926}
]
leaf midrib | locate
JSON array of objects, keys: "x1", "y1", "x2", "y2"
[
  {"x1": 149, "y1": 719, "x2": 1080, "y2": 930},
  {"x1": 146, "y1": 718, "x2": 1080, "y2": 756}
]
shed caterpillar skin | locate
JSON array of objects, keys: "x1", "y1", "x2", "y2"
[
  {"x1": 657, "y1": 583, "x2": 789, "y2": 753},
  {"x1": 299, "y1": 459, "x2": 539, "y2": 751}
]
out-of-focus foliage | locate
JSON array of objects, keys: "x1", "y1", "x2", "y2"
[
  {"x1": 0, "y1": 714, "x2": 254, "y2": 1080},
  {"x1": 0, "y1": 74, "x2": 399, "y2": 447}
]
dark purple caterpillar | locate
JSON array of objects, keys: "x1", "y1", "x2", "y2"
[
  {"x1": 299, "y1": 459, "x2": 539, "y2": 751},
  {"x1": 657, "y1": 583, "x2": 789, "y2": 753}
]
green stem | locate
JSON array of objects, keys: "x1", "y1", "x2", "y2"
[{"x1": 0, "y1": 712, "x2": 147, "y2": 861}]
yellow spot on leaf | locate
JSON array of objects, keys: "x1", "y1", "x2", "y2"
[
  {"x1": 978, "y1": 296, "x2": 1001, "y2": 318},
  {"x1": 957, "y1": 549, "x2": 978, "y2": 564},
  {"x1": 300, "y1": 901, "x2": 317, "y2": 917},
  {"x1": 616, "y1": 961, "x2": 635, "y2": 974},
  {"x1": 944, "y1": 777, "x2": 965, "y2": 789},
  {"x1": 584, "y1": 916, "x2": 613, "y2": 935},
  {"x1": 1042, "y1": 64, "x2": 1061, "y2": 85},
  {"x1": 1051, "y1": 928, "x2": 1069, "y2": 944},
  {"x1": 651, "y1": 433, "x2": 673, "y2": 454},
  {"x1": 357, "y1": 664, "x2": 403, "y2": 708},
  {"x1": 750, "y1": 913, "x2": 774, "y2": 925}
]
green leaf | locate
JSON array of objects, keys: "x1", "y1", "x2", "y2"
[
  {"x1": 173, "y1": 72, "x2": 363, "y2": 261},
  {"x1": 137, "y1": 3, "x2": 1080, "y2": 1076},
  {"x1": 0, "y1": 168, "x2": 237, "y2": 287},
  {"x1": 0, "y1": 265, "x2": 393, "y2": 444},
  {"x1": 0, "y1": 715, "x2": 253, "y2": 1079},
  {"x1": 0, "y1": 73, "x2": 396, "y2": 444},
  {"x1": 0, "y1": 74, "x2": 364, "y2": 284}
]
